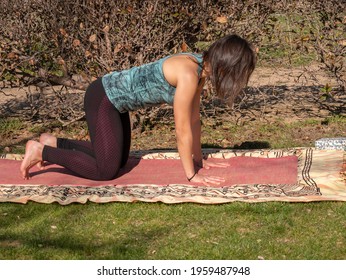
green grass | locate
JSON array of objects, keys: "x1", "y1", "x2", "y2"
[
  {"x1": 1, "y1": 201, "x2": 345, "y2": 260},
  {"x1": 0, "y1": 118, "x2": 24, "y2": 135}
]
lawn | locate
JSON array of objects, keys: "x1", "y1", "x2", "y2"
[{"x1": 1, "y1": 199, "x2": 345, "y2": 260}]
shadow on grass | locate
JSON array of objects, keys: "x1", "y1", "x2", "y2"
[
  {"x1": 0, "y1": 226, "x2": 170, "y2": 260},
  {"x1": 232, "y1": 141, "x2": 271, "y2": 149},
  {"x1": 202, "y1": 140, "x2": 271, "y2": 150},
  {"x1": 0, "y1": 202, "x2": 171, "y2": 259}
]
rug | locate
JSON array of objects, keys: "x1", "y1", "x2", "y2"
[{"x1": 0, "y1": 148, "x2": 345, "y2": 204}]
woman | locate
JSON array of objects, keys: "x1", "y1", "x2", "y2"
[{"x1": 20, "y1": 34, "x2": 256, "y2": 185}]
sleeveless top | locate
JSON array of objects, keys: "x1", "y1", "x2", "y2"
[{"x1": 101, "y1": 53, "x2": 203, "y2": 113}]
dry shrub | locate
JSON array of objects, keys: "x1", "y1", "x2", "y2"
[
  {"x1": 0, "y1": 0, "x2": 344, "y2": 125},
  {"x1": 0, "y1": 0, "x2": 273, "y2": 88}
]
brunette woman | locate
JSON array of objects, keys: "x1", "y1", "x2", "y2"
[{"x1": 21, "y1": 34, "x2": 256, "y2": 185}]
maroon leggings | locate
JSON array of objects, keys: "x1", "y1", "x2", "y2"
[{"x1": 42, "y1": 78, "x2": 131, "y2": 180}]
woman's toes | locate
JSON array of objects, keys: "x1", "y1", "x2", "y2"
[{"x1": 20, "y1": 140, "x2": 44, "y2": 179}]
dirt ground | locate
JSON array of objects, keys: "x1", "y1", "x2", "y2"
[{"x1": 1, "y1": 65, "x2": 345, "y2": 152}]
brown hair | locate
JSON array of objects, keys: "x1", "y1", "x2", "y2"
[{"x1": 203, "y1": 34, "x2": 256, "y2": 105}]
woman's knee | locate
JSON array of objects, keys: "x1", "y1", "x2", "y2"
[
  {"x1": 97, "y1": 168, "x2": 119, "y2": 181},
  {"x1": 84, "y1": 78, "x2": 105, "y2": 108}
]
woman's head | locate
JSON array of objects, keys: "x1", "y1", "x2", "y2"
[{"x1": 203, "y1": 34, "x2": 256, "y2": 105}]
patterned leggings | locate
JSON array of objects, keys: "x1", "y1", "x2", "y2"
[{"x1": 42, "y1": 78, "x2": 131, "y2": 180}]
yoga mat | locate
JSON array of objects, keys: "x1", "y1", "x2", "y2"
[{"x1": 0, "y1": 148, "x2": 345, "y2": 204}]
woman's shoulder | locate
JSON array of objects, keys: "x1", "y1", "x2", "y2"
[
  {"x1": 164, "y1": 53, "x2": 202, "y2": 66},
  {"x1": 162, "y1": 53, "x2": 202, "y2": 86},
  {"x1": 166, "y1": 52, "x2": 202, "y2": 61}
]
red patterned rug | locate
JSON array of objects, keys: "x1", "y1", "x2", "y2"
[{"x1": 0, "y1": 148, "x2": 345, "y2": 204}]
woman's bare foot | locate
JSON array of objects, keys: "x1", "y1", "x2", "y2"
[
  {"x1": 20, "y1": 140, "x2": 44, "y2": 180},
  {"x1": 36, "y1": 133, "x2": 57, "y2": 169},
  {"x1": 39, "y1": 133, "x2": 57, "y2": 147}
]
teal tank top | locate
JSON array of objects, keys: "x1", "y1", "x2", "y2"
[{"x1": 102, "y1": 53, "x2": 203, "y2": 112}]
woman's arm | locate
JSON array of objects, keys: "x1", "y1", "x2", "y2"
[
  {"x1": 174, "y1": 70, "x2": 225, "y2": 185},
  {"x1": 190, "y1": 79, "x2": 230, "y2": 171},
  {"x1": 165, "y1": 55, "x2": 226, "y2": 185},
  {"x1": 173, "y1": 71, "x2": 198, "y2": 180},
  {"x1": 191, "y1": 79, "x2": 204, "y2": 166}
]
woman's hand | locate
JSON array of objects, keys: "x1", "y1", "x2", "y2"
[
  {"x1": 194, "y1": 159, "x2": 230, "y2": 170},
  {"x1": 189, "y1": 173, "x2": 225, "y2": 186}
]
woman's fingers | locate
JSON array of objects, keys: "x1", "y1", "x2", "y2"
[
  {"x1": 203, "y1": 160, "x2": 230, "y2": 169},
  {"x1": 191, "y1": 174, "x2": 225, "y2": 186},
  {"x1": 205, "y1": 175, "x2": 225, "y2": 185},
  {"x1": 210, "y1": 162, "x2": 230, "y2": 168}
]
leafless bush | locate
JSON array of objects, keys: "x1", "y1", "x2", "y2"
[
  {"x1": 0, "y1": 0, "x2": 272, "y2": 87},
  {"x1": 0, "y1": 0, "x2": 344, "y2": 125}
]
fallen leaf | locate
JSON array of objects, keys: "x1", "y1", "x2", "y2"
[
  {"x1": 7, "y1": 52, "x2": 17, "y2": 59},
  {"x1": 114, "y1": 44, "x2": 122, "y2": 54},
  {"x1": 181, "y1": 41, "x2": 188, "y2": 52},
  {"x1": 216, "y1": 16, "x2": 228, "y2": 24},
  {"x1": 57, "y1": 57, "x2": 65, "y2": 65},
  {"x1": 59, "y1": 28, "x2": 68, "y2": 37},
  {"x1": 73, "y1": 39, "x2": 81, "y2": 47},
  {"x1": 89, "y1": 34, "x2": 97, "y2": 43},
  {"x1": 85, "y1": 50, "x2": 92, "y2": 58},
  {"x1": 103, "y1": 25, "x2": 110, "y2": 33}
]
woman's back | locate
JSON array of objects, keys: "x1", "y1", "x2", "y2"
[{"x1": 102, "y1": 53, "x2": 202, "y2": 112}]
